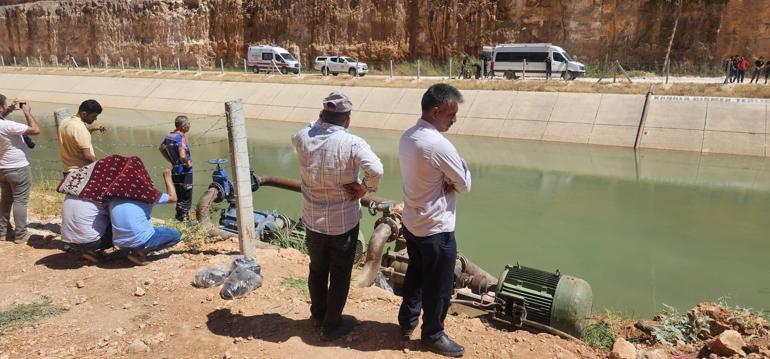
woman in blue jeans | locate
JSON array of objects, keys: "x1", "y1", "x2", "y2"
[{"x1": 108, "y1": 168, "x2": 182, "y2": 265}]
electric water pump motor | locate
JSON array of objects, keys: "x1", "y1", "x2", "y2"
[{"x1": 494, "y1": 264, "x2": 593, "y2": 338}]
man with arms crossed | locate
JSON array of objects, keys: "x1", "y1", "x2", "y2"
[
  {"x1": 292, "y1": 92, "x2": 384, "y2": 341},
  {"x1": 398, "y1": 84, "x2": 471, "y2": 357}
]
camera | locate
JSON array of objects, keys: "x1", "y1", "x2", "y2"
[
  {"x1": 17, "y1": 102, "x2": 26, "y2": 109},
  {"x1": 23, "y1": 134, "x2": 35, "y2": 149}
]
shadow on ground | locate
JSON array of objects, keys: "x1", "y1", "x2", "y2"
[{"x1": 206, "y1": 308, "x2": 412, "y2": 352}]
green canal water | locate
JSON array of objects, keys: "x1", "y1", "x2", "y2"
[{"x1": 19, "y1": 102, "x2": 770, "y2": 318}]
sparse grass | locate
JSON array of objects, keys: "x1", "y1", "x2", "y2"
[
  {"x1": 164, "y1": 220, "x2": 223, "y2": 250},
  {"x1": 279, "y1": 276, "x2": 308, "y2": 296},
  {"x1": 269, "y1": 218, "x2": 307, "y2": 254},
  {"x1": 6, "y1": 64, "x2": 770, "y2": 99},
  {"x1": 29, "y1": 179, "x2": 64, "y2": 219},
  {"x1": 583, "y1": 309, "x2": 636, "y2": 348},
  {"x1": 582, "y1": 322, "x2": 615, "y2": 349},
  {"x1": 0, "y1": 296, "x2": 64, "y2": 333},
  {"x1": 718, "y1": 296, "x2": 769, "y2": 335},
  {"x1": 651, "y1": 304, "x2": 712, "y2": 345}
]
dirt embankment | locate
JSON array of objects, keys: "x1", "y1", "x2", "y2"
[
  {"x1": 1, "y1": 1, "x2": 769, "y2": 68},
  {"x1": 0, "y1": 216, "x2": 600, "y2": 359}
]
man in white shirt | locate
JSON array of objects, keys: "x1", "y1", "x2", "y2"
[
  {"x1": 61, "y1": 195, "x2": 112, "y2": 262},
  {"x1": 292, "y1": 92, "x2": 384, "y2": 341},
  {"x1": 0, "y1": 94, "x2": 41, "y2": 244},
  {"x1": 397, "y1": 84, "x2": 471, "y2": 357}
]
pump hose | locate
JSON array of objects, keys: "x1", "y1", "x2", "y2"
[{"x1": 354, "y1": 222, "x2": 392, "y2": 288}]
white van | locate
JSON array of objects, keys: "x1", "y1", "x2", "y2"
[
  {"x1": 246, "y1": 45, "x2": 300, "y2": 74},
  {"x1": 491, "y1": 43, "x2": 585, "y2": 80}
]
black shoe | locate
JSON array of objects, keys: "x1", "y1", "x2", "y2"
[
  {"x1": 421, "y1": 334, "x2": 464, "y2": 357},
  {"x1": 400, "y1": 326, "x2": 415, "y2": 341},
  {"x1": 321, "y1": 316, "x2": 358, "y2": 342},
  {"x1": 310, "y1": 316, "x2": 323, "y2": 329}
]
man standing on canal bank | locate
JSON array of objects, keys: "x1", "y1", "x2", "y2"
[
  {"x1": 292, "y1": 92, "x2": 384, "y2": 341},
  {"x1": 0, "y1": 95, "x2": 41, "y2": 244},
  {"x1": 398, "y1": 84, "x2": 471, "y2": 357},
  {"x1": 159, "y1": 115, "x2": 193, "y2": 221},
  {"x1": 58, "y1": 99, "x2": 105, "y2": 174}
]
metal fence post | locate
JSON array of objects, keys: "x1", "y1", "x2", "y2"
[
  {"x1": 159, "y1": 57, "x2": 163, "y2": 72},
  {"x1": 87, "y1": 57, "x2": 91, "y2": 70},
  {"x1": 26, "y1": 57, "x2": 29, "y2": 68},
  {"x1": 176, "y1": 57, "x2": 181, "y2": 73},
  {"x1": 53, "y1": 56, "x2": 58, "y2": 67},
  {"x1": 1, "y1": 56, "x2": 4, "y2": 67},
  {"x1": 220, "y1": 59, "x2": 224, "y2": 74},
  {"x1": 243, "y1": 58, "x2": 247, "y2": 73},
  {"x1": 197, "y1": 59, "x2": 201, "y2": 74},
  {"x1": 389, "y1": 59, "x2": 393, "y2": 79},
  {"x1": 224, "y1": 99, "x2": 257, "y2": 257},
  {"x1": 13, "y1": 56, "x2": 16, "y2": 66},
  {"x1": 417, "y1": 59, "x2": 421, "y2": 81},
  {"x1": 120, "y1": 57, "x2": 125, "y2": 71},
  {"x1": 523, "y1": 59, "x2": 527, "y2": 79},
  {"x1": 138, "y1": 57, "x2": 142, "y2": 71}
]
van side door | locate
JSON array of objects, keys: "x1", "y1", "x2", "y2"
[{"x1": 552, "y1": 52, "x2": 568, "y2": 74}]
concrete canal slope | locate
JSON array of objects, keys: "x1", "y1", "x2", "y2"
[{"x1": 1, "y1": 73, "x2": 768, "y2": 157}]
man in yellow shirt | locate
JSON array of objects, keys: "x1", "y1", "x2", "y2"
[{"x1": 58, "y1": 100, "x2": 105, "y2": 173}]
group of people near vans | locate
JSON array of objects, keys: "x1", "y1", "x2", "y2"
[
  {"x1": 292, "y1": 84, "x2": 470, "y2": 357},
  {"x1": 724, "y1": 55, "x2": 770, "y2": 84},
  {"x1": 2, "y1": 83, "x2": 471, "y2": 357}
]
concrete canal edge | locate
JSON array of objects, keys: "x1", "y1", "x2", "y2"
[{"x1": 1, "y1": 73, "x2": 767, "y2": 157}]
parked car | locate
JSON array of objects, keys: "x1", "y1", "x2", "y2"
[
  {"x1": 246, "y1": 45, "x2": 300, "y2": 74},
  {"x1": 313, "y1": 56, "x2": 368, "y2": 77},
  {"x1": 491, "y1": 43, "x2": 585, "y2": 80}
]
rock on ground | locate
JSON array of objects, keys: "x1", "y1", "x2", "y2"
[
  {"x1": 609, "y1": 338, "x2": 637, "y2": 359},
  {"x1": 708, "y1": 329, "x2": 747, "y2": 357}
]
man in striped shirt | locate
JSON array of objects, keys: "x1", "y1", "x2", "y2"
[
  {"x1": 292, "y1": 91, "x2": 384, "y2": 341},
  {"x1": 398, "y1": 84, "x2": 471, "y2": 357}
]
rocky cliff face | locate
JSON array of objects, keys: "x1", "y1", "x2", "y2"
[{"x1": 0, "y1": 0, "x2": 764, "y2": 69}]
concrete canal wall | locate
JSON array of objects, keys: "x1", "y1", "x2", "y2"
[{"x1": 0, "y1": 73, "x2": 768, "y2": 157}]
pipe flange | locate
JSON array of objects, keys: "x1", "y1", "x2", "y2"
[{"x1": 375, "y1": 215, "x2": 401, "y2": 242}]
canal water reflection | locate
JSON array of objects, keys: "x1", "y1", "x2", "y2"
[{"x1": 22, "y1": 103, "x2": 770, "y2": 317}]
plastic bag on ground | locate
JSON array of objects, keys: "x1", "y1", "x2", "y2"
[
  {"x1": 220, "y1": 267, "x2": 263, "y2": 300},
  {"x1": 231, "y1": 255, "x2": 261, "y2": 275},
  {"x1": 192, "y1": 266, "x2": 229, "y2": 288},
  {"x1": 375, "y1": 272, "x2": 394, "y2": 294}
]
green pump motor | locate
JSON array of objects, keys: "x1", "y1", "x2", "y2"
[{"x1": 494, "y1": 264, "x2": 593, "y2": 338}]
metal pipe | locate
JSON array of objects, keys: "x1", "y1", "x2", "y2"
[
  {"x1": 355, "y1": 223, "x2": 392, "y2": 288},
  {"x1": 254, "y1": 175, "x2": 392, "y2": 208},
  {"x1": 195, "y1": 187, "x2": 276, "y2": 248},
  {"x1": 458, "y1": 253, "x2": 498, "y2": 287}
]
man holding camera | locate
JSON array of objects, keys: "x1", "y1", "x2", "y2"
[
  {"x1": 58, "y1": 99, "x2": 104, "y2": 174},
  {"x1": 0, "y1": 94, "x2": 41, "y2": 244}
]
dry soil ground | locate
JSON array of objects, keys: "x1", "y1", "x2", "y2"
[{"x1": 0, "y1": 217, "x2": 601, "y2": 359}]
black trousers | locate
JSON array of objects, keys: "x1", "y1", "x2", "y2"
[
  {"x1": 306, "y1": 224, "x2": 358, "y2": 328},
  {"x1": 398, "y1": 227, "x2": 457, "y2": 342},
  {"x1": 172, "y1": 173, "x2": 193, "y2": 221}
]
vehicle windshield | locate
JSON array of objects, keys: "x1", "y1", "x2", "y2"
[
  {"x1": 280, "y1": 53, "x2": 296, "y2": 61},
  {"x1": 561, "y1": 52, "x2": 573, "y2": 61}
]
